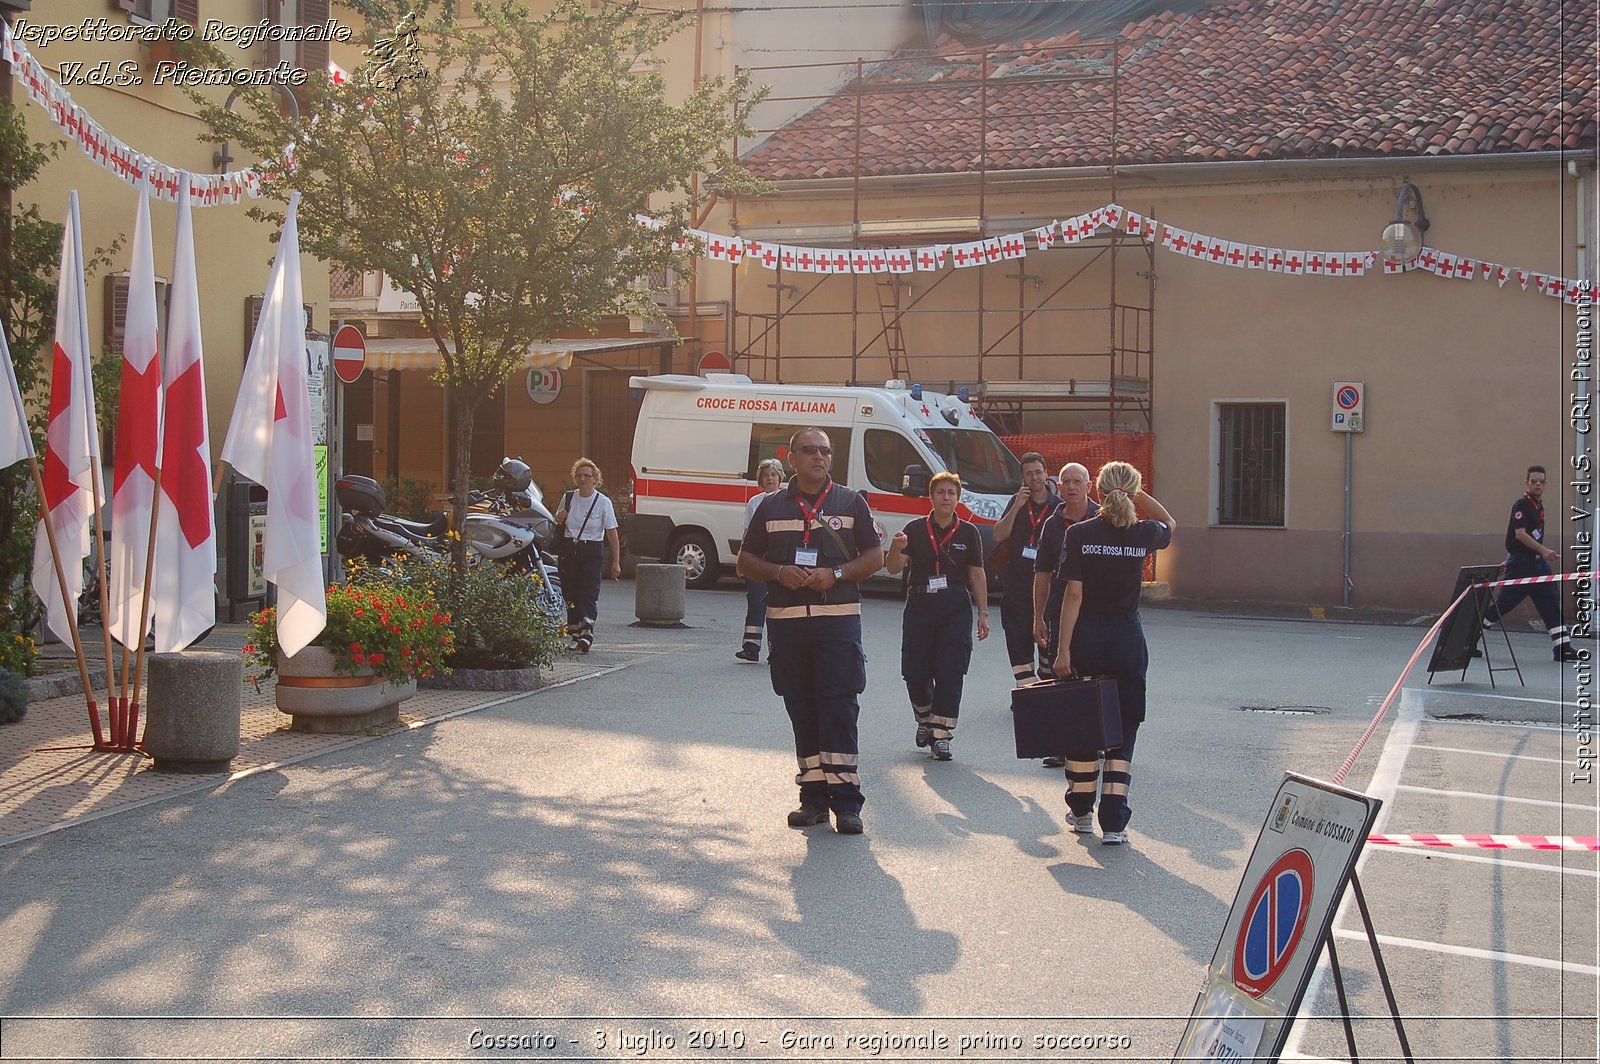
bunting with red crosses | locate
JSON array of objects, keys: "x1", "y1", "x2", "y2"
[{"x1": 644, "y1": 200, "x2": 1590, "y2": 308}]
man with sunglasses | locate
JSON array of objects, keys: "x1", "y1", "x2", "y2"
[
  {"x1": 739, "y1": 428, "x2": 885, "y2": 834},
  {"x1": 1483, "y1": 465, "x2": 1581, "y2": 662}
]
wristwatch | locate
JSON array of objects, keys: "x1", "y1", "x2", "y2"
[{"x1": 832, "y1": 567, "x2": 844, "y2": 582}]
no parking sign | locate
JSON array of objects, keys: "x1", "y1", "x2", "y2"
[
  {"x1": 1175, "y1": 773, "x2": 1380, "y2": 1061},
  {"x1": 1331, "y1": 380, "x2": 1365, "y2": 432}
]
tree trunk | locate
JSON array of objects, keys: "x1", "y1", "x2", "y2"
[{"x1": 450, "y1": 395, "x2": 475, "y2": 577}]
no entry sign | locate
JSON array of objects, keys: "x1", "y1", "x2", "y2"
[{"x1": 332, "y1": 324, "x2": 366, "y2": 384}]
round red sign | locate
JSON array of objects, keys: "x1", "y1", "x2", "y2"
[{"x1": 332, "y1": 324, "x2": 366, "y2": 384}]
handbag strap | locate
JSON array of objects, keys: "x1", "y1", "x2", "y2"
[{"x1": 817, "y1": 518, "x2": 856, "y2": 564}]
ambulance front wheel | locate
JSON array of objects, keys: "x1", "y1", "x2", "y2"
[{"x1": 669, "y1": 529, "x2": 721, "y2": 589}]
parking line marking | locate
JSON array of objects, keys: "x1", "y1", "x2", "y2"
[
  {"x1": 1331, "y1": 929, "x2": 1600, "y2": 976},
  {"x1": 1414, "y1": 687, "x2": 1588, "y2": 708},
  {"x1": 1411, "y1": 743, "x2": 1569, "y2": 765},
  {"x1": 1393, "y1": 784, "x2": 1600, "y2": 812},
  {"x1": 1368, "y1": 843, "x2": 1600, "y2": 877}
]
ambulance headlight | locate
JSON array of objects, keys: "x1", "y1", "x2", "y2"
[{"x1": 963, "y1": 493, "x2": 1001, "y2": 520}]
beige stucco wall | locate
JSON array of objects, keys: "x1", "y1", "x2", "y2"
[
  {"x1": 732, "y1": 159, "x2": 1588, "y2": 609},
  {"x1": 8, "y1": 0, "x2": 333, "y2": 460}
]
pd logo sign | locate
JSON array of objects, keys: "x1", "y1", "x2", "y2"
[{"x1": 1232, "y1": 848, "x2": 1314, "y2": 998}]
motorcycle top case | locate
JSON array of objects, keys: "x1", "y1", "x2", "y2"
[
  {"x1": 335, "y1": 475, "x2": 386, "y2": 517},
  {"x1": 1010, "y1": 677, "x2": 1122, "y2": 759}
]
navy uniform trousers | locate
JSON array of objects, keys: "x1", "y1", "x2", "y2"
[
  {"x1": 1064, "y1": 613, "x2": 1147, "y2": 833},
  {"x1": 769, "y1": 614, "x2": 868, "y2": 814},
  {"x1": 901, "y1": 589, "x2": 974, "y2": 741}
]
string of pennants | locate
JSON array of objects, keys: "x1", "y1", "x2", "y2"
[
  {"x1": 670, "y1": 202, "x2": 1591, "y2": 307},
  {"x1": 2, "y1": 13, "x2": 1585, "y2": 304},
  {"x1": 0, "y1": 20, "x2": 262, "y2": 206}
]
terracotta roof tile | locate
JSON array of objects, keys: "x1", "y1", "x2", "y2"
[{"x1": 744, "y1": 0, "x2": 1596, "y2": 179}]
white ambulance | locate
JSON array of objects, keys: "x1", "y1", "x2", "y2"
[{"x1": 627, "y1": 373, "x2": 1023, "y2": 587}]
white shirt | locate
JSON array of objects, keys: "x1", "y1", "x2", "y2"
[
  {"x1": 563, "y1": 491, "x2": 618, "y2": 542},
  {"x1": 744, "y1": 489, "x2": 780, "y2": 532}
]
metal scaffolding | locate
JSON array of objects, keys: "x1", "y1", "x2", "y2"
[{"x1": 729, "y1": 39, "x2": 1155, "y2": 436}]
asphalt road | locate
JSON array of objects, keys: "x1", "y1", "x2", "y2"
[{"x1": 0, "y1": 584, "x2": 1593, "y2": 1062}]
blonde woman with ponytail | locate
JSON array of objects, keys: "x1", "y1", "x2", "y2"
[{"x1": 1050, "y1": 461, "x2": 1175, "y2": 846}]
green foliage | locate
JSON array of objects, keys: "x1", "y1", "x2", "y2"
[
  {"x1": 0, "y1": 668, "x2": 28, "y2": 724},
  {"x1": 0, "y1": 629, "x2": 38, "y2": 677},
  {"x1": 0, "y1": 101, "x2": 61, "y2": 630},
  {"x1": 196, "y1": 0, "x2": 771, "y2": 567},
  {"x1": 244, "y1": 574, "x2": 454, "y2": 687},
  {"x1": 378, "y1": 475, "x2": 441, "y2": 520},
  {"x1": 346, "y1": 551, "x2": 564, "y2": 671}
]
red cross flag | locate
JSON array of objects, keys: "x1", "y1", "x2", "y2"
[
  {"x1": 152, "y1": 175, "x2": 216, "y2": 654},
  {"x1": 107, "y1": 182, "x2": 164, "y2": 649},
  {"x1": 31, "y1": 193, "x2": 101, "y2": 644},
  {"x1": 219, "y1": 193, "x2": 326, "y2": 657},
  {"x1": 916, "y1": 246, "x2": 946, "y2": 271}
]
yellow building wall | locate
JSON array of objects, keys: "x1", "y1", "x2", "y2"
[
  {"x1": 8, "y1": 0, "x2": 334, "y2": 461},
  {"x1": 734, "y1": 162, "x2": 1586, "y2": 608}
]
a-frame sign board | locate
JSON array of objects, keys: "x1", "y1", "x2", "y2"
[{"x1": 1173, "y1": 773, "x2": 1391, "y2": 1062}]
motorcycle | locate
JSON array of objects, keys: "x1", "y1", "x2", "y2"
[
  {"x1": 461, "y1": 458, "x2": 566, "y2": 626},
  {"x1": 334, "y1": 463, "x2": 565, "y2": 626}
]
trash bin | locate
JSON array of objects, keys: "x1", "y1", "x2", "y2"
[{"x1": 224, "y1": 472, "x2": 269, "y2": 620}]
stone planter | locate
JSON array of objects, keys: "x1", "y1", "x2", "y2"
[
  {"x1": 274, "y1": 647, "x2": 416, "y2": 734},
  {"x1": 418, "y1": 665, "x2": 543, "y2": 692}
]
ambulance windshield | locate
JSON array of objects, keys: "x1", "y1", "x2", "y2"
[{"x1": 922, "y1": 429, "x2": 1022, "y2": 495}]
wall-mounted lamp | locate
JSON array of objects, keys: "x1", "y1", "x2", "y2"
[{"x1": 1379, "y1": 181, "x2": 1430, "y2": 267}]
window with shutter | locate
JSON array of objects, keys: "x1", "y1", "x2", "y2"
[
  {"x1": 245, "y1": 295, "x2": 318, "y2": 350},
  {"x1": 121, "y1": 1, "x2": 201, "y2": 24},
  {"x1": 105, "y1": 273, "x2": 172, "y2": 357}
]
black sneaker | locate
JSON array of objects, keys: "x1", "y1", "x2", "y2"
[
  {"x1": 1555, "y1": 644, "x2": 1585, "y2": 663},
  {"x1": 1481, "y1": 614, "x2": 1497, "y2": 630},
  {"x1": 786, "y1": 806, "x2": 830, "y2": 828},
  {"x1": 576, "y1": 634, "x2": 593, "y2": 654},
  {"x1": 833, "y1": 811, "x2": 864, "y2": 834},
  {"x1": 932, "y1": 738, "x2": 952, "y2": 761},
  {"x1": 914, "y1": 724, "x2": 932, "y2": 748},
  {"x1": 1042, "y1": 756, "x2": 1066, "y2": 768},
  {"x1": 735, "y1": 644, "x2": 761, "y2": 663}
]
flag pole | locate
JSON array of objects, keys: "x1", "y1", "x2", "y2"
[
  {"x1": 127, "y1": 464, "x2": 163, "y2": 747},
  {"x1": 27, "y1": 454, "x2": 103, "y2": 747}
]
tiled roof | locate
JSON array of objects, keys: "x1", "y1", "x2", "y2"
[{"x1": 743, "y1": 0, "x2": 1597, "y2": 179}]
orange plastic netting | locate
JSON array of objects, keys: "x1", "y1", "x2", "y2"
[{"x1": 1000, "y1": 432, "x2": 1156, "y2": 490}]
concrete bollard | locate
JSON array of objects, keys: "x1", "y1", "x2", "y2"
[
  {"x1": 634, "y1": 562, "x2": 687, "y2": 626},
  {"x1": 143, "y1": 651, "x2": 243, "y2": 774}
]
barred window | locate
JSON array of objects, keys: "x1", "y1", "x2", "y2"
[{"x1": 1217, "y1": 402, "x2": 1285, "y2": 526}]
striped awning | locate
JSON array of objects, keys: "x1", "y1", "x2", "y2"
[{"x1": 362, "y1": 335, "x2": 667, "y2": 372}]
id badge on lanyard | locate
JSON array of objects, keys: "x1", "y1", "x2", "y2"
[
  {"x1": 927, "y1": 575, "x2": 948, "y2": 591},
  {"x1": 1021, "y1": 545, "x2": 1038, "y2": 560},
  {"x1": 794, "y1": 547, "x2": 819, "y2": 566}
]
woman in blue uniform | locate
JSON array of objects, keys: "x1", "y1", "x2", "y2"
[
  {"x1": 1051, "y1": 461, "x2": 1174, "y2": 845},
  {"x1": 736, "y1": 458, "x2": 788, "y2": 662},
  {"x1": 886, "y1": 471, "x2": 989, "y2": 760}
]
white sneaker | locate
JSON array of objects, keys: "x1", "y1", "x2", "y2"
[
  {"x1": 1101, "y1": 830, "x2": 1129, "y2": 845},
  {"x1": 1069, "y1": 812, "x2": 1095, "y2": 834}
]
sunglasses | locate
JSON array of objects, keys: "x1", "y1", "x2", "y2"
[{"x1": 797, "y1": 444, "x2": 833, "y2": 456}]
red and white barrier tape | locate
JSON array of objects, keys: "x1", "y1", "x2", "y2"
[
  {"x1": 1370, "y1": 833, "x2": 1600, "y2": 851},
  {"x1": 1331, "y1": 569, "x2": 1590, "y2": 786},
  {"x1": 1485, "y1": 571, "x2": 1588, "y2": 589}
]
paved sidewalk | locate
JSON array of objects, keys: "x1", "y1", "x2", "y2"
[{"x1": 0, "y1": 642, "x2": 616, "y2": 846}]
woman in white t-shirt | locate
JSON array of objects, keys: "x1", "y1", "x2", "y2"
[
  {"x1": 555, "y1": 457, "x2": 621, "y2": 653},
  {"x1": 736, "y1": 458, "x2": 787, "y2": 662}
]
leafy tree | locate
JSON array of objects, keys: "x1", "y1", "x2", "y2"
[
  {"x1": 0, "y1": 102, "x2": 61, "y2": 629},
  {"x1": 199, "y1": 0, "x2": 768, "y2": 566}
]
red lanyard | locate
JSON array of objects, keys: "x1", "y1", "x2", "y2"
[
  {"x1": 796, "y1": 478, "x2": 833, "y2": 546},
  {"x1": 1024, "y1": 497, "x2": 1047, "y2": 547},
  {"x1": 925, "y1": 516, "x2": 960, "y2": 575}
]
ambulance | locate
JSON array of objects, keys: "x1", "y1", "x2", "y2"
[{"x1": 628, "y1": 373, "x2": 1023, "y2": 587}]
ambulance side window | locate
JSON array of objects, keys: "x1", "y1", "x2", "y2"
[
  {"x1": 749, "y1": 423, "x2": 854, "y2": 486},
  {"x1": 864, "y1": 428, "x2": 924, "y2": 492}
]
